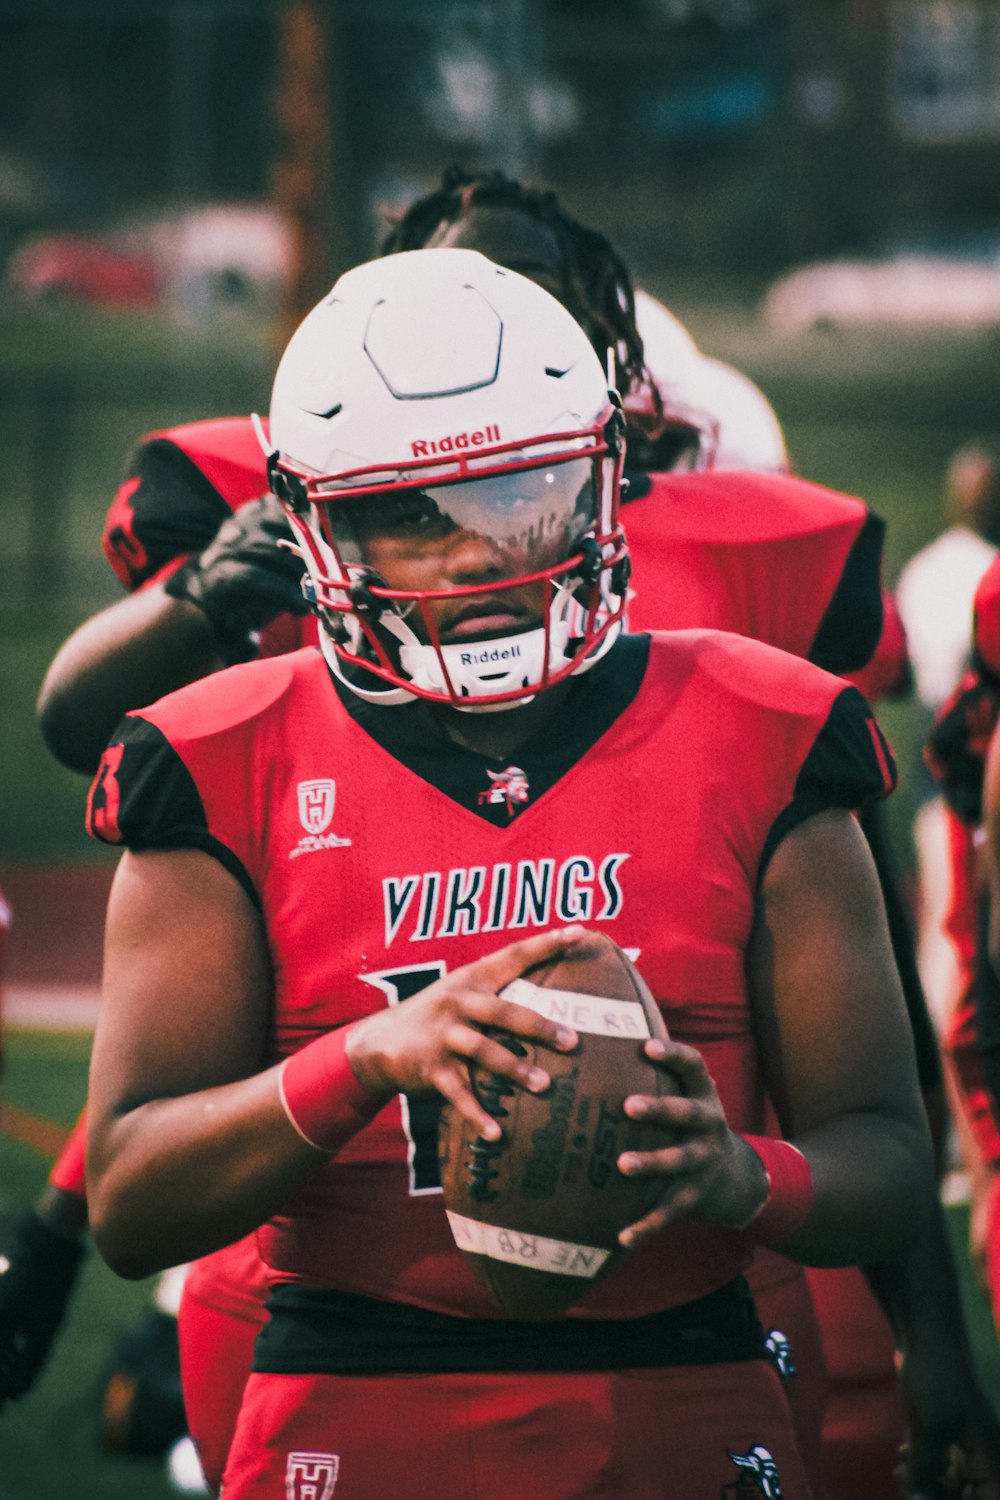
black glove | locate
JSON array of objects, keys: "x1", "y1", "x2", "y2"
[
  {"x1": 163, "y1": 494, "x2": 307, "y2": 663},
  {"x1": 0, "y1": 1209, "x2": 87, "y2": 1404}
]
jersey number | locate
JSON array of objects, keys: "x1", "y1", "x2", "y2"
[{"x1": 359, "y1": 963, "x2": 448, "y2": 1196}]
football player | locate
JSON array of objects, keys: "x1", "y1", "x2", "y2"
[
  {"x1": 15, "y1": 167, "x2": 984, "y2": 1498},
  {"x1": 83, "y1": 246, "x2": 933, "y2": 1500}
]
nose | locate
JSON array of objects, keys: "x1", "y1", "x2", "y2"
[{"x1": 441, "y1": 526, "x2": 508, "y2": 584}]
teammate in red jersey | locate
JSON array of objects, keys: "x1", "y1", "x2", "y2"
[
  {"x1": 82, "y1": 246, "x2": 932, "y2": 1500},
  {"x1": 25, "y1": 170, "x2": 996, "y2": 1498}
]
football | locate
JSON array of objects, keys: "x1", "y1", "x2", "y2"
[{"x1": 438, "y1": 931, "x2": 677, "y2": 1320}]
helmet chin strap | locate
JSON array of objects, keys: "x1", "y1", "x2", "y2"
[
  {"x1": 317, "y1": 590, "x2": 622, "y2": 713},
  {"x1": 399, "y1": 626, "x2": 549, "y2": 714}
]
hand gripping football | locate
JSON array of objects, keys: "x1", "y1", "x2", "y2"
[{"x1": 438, "y1": 932, "x2": 675, "y2": 1320}]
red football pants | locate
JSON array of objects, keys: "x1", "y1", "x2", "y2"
[{"x1": 223, "y1": 1359, "x2": 812, "y2": 1500}]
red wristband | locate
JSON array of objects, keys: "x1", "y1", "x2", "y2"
[
  {"x1": 279, "y1": 1024, "x2": 385, "y2": 1153},
  {"x1": 740, "y1": 1135, "x2": 814, "y2": 1245}
]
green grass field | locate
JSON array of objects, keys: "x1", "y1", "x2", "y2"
[{"x1": 3, "y1": 300, "x2": 1000, "y2": 1494}]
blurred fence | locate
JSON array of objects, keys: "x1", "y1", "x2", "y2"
[{"x1": 0, "y1": 352, "x2": 270, "y2": 610}]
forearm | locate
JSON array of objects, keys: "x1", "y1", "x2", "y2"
[
  {"x1": 37, "y1": 586, "x2": 226, "y2": 774},
  {"x1": 88, "y1": 1020, "x2": 392, "y2": 1279},
  {"x1": 775, "y1": 1111, "x2": 934, "y2": 1266},
  {"x1": 88, "y1": 1066, "x2": 329, "y2": 1279}
]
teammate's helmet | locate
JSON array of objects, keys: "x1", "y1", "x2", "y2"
[
  {"x1": 626, "y1": 291, "x2": 716, "y2": 470},
  {"x1": 266, "y1": 248, "x2": 629, "y2": 710},
  {"x1": 687, "y1": 357, "x2": 789, "y2": 473},
  {"x1": 627, "y1": 290, "x2": 788, "y2": 474}
]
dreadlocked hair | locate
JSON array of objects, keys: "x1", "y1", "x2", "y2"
[{"x1": 380, "y1": 166, "x2": 650, "y2": 400}]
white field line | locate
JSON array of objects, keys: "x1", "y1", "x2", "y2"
[{"x1": 5, "y1": 982, "x2": 100, "y2": 1032}]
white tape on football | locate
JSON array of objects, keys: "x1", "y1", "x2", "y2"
[
  {"x1": 500, "y1": 977, "x2": 652, "y2": 1039},
  {"x1": 446, "y1": 1211, "x2": 611, "y2": 1278}
]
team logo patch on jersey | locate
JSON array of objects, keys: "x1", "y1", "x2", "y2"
[
  {"x1": 477, "y1": 765, "x2": 530, "y2": 817},
  {"x1": 285, "y1": 1450, "x2": 339, "y2": 1499},
  {"x1": 723, "y1": 1444, "x2": 783, "y2": 1498},
  {"x1": 290, "y1": 780, "x2": 352, "y2": 858}
]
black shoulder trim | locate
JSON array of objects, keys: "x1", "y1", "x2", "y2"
[
  {"x1": 809, "y1": 510, "x2": 886, "y2": 674},
  {"x1": 86, "y1": 716, "x2": 259, "y2": 908},
  {"x1": 117, "y1": 438, "x2": 236, "y2": 586},
  {"x1": 759, "y1": 686, "x2": 896, "y2": 877}
]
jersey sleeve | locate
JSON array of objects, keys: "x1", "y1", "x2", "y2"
[
  {"x1": 761, "y1": 684, "x2": 896, "y2": 871},
  {"x1": 808, "y1": 509, "x2": 886, "y2": 675},
  {"x1": 101, "y1": 418, "x2": 269, "y2": 591},
  {"x1": 102, "y1": 438, "x2": 234, "y2": 591},
  {"x1": 85, "y1": 714, "x2": 256, "y2": 903},
  {"x1": 924, "y1": 671, "x2": 1000, "y2": 825}
]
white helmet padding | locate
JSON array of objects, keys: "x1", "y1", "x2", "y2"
[{"x1": 267, "y1": 248, "x2": 629, "y2": 711}]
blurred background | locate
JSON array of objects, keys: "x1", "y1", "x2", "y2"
[{"x1": 3, "y1": 2, "x2": 1000, "y2": 1495}]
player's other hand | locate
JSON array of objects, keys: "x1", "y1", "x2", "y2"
[
  {"x1": 345, "y1": 928, "x2": 586, "y2": 1141},
  {"x1": 616, "y1": 1038, "x2": 767, "y2": 1247},
  {"x1": 0, "y1": 1208, "x2": 87, "y2": 1404},
  {"x1": 164, "y1": 494, "x2": 308, "y2": 662}
]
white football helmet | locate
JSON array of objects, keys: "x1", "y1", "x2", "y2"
[
  {"x1": 266, "y1": 248, "x2": 629, "y2": 710},
  {"x1": 626, "y1": 289, "x2": 716, "y2": 470},
  {"x1": 683, "y1": 356, "x2": 789, "y2": 473},
  {"x1": 628, "y1": 290, "x2": 788, "y2": 473}
]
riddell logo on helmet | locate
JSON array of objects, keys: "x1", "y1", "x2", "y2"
[
  {"x1": 459, "y1": 642, "x2": 522, "y2": 667},
  {"x1": 411, "y1": 425, "x2": 501, "y2": 457}
]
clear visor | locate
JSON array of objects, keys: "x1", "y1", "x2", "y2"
[{"x1": 322, "y1": 455, "x2": 598, "y2": 578}]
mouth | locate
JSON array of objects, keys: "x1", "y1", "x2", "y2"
[{"x1": 439, "y1": 598, "x2": 533, "y2": 642}]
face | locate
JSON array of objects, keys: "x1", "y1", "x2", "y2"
[{"x1": 328, "y1": 458, "x2": 597, "y2": 645}]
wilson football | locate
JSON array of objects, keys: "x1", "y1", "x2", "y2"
[{"x1": 438, "y1": 931, "x2": 676, "y2": 1320}]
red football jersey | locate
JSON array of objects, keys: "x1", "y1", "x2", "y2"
[
  {"x1": 622, "y1": 469, "x2": 883, "y2": 674},
  {"x1": 102, "y1": 417, "x2": 269, "y2": 591},
  {"x1": 88, "y1": 633, "x2": 893, "y2": 1323},
  {"x1": 101, "y1": 415, "x2": 315, "y2": 656}
]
